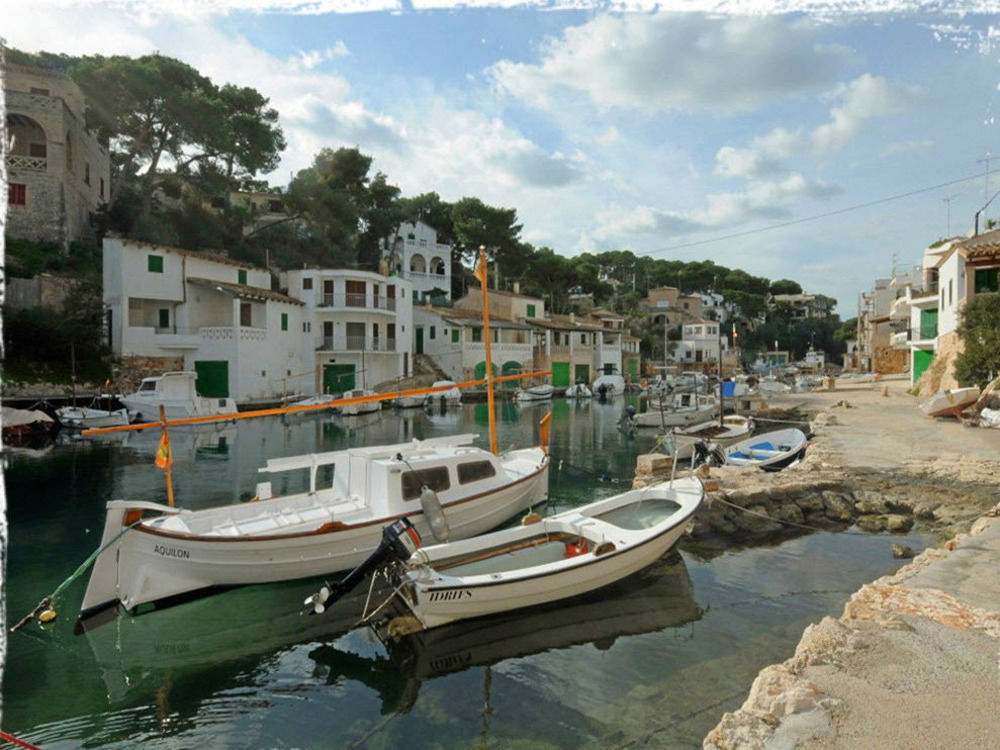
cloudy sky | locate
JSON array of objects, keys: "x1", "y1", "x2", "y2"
[{"x1": 5, "y1": 1, "x2": 1000, "y2": 315}]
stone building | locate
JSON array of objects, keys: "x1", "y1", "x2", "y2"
[{"x1": 4, "y1": 62, "x2": 111, "y2": 247}]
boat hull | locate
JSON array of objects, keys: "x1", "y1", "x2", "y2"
[
  {"x1": 398, "y1": 477, "x2": 703, "y2": 630},
  {"x1": 919, "y1": 387, "x2": 980, "y2": 418},
  {"x1": 720, "y1": 428, "x2": 808, "y2": 471},
  {"x1": 635, "y1": 402, "x2": 718, "y2": 428}
]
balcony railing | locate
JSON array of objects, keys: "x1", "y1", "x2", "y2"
[
  {"x1": 318, "y1": 293, "x2": 397, "y2": 311},
  {"x1": 317, "y1": 335, "x2": 398, "y2": 352},
  {"x1": 7, "y1": 154, "x2": 47, "y2": 172}
]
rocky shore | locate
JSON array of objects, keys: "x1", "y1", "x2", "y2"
[{"x1": 631, "y1": 376, "x2": 1000, "y2": 749}]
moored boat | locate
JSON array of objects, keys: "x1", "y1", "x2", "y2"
[
  {"x1": 56, "y1": 399, "x2": 130, "y2": 430},
  {"x1": 919, "y1": 386, "x2": 981, "y2": 418},
  {"x1": 564, "y1": 382, "x2": 592, "y2": 399},
  {"x1": 423, "y1": 380, "x2": 462, "y2": 406},
  {"x1": 709, "y1": 427, "x2": 808, "y2": 471},
  {"x1": 337, "y1": 388, "x2": 382, "y2": 416},
  {"x1": 514, "y1": 383, "x2": 555, "y2": 402},
  {"x1": 120, "y1": 371, "x2": 237, "y2": 423},
  {"x1": 666, "y1": 414, "x2": 753, "y2": 460},
  {"x1": 359, "y1": 476, "x2": 703, "y2": 631},
  {"x1": 634, "y1": 393, "x2": 719, "y2": 428},
  {"x1": 78, "y1": 432, "x2": 550, "y2": 622}
]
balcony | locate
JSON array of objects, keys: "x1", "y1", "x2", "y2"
[
  {"x1": 7, "y1": 154, "x2": 47, "y2": 173},
  {"x1": 318, "y1": 336, "x2": 398, "y2": 353},
  {"x1": 317, "y1": 293, "x2": 397, "y2": 313}
]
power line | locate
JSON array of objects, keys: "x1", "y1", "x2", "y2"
[{"x1": 644, "y1": 171, "x2": 987, "y2": 257}]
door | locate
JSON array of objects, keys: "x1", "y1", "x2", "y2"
[
  {"x1": 194, "y1": 360, "x2": 229, "y2": 397},
  {"x1": 323, "y1": 364, "x2": 355, "y2": 394},
  {"x1": 415, "y1": 326, "x2": 424, "y2": 354},
  {"x1": 574, "y1": 364, "x2": 589, "y2": 385},
  {"x1": 551, "y1": 361, "x2": 570, "y2": 387},
  {"x1": 913, "y1": 350, "x2": 934, "y2": 384}
]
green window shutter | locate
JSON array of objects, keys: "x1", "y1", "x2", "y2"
[
  {"x1": 472, "y1": 327, "x2": 482, "y2": 342},
  {"x1": 281, "y1": 312, "x2": 288, "y2": 331},
  {"x1": 452, "y1": 329, "x2": 459, "y2": 343},
  {"x1": 974, "y1": 268, "x2": 999, "y2": 293},
  {"x1": 526, "y1": 304, "x2": 536, "y2": 318},
  {"x1": 238, "y1": 269, "x2": 247, "y2": 285},
  {"x1": 148, "y1": 255, "x2": 163, "y2": 273}
]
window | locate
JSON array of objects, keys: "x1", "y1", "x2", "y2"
[
  {"x1": 210, "y1": 196, "x2": 226, "y2": 208},
  {"x1": 553, "y1": 332, "x2": 560, "y2": 346},
  {"x1": 158, "y1": 309, "x2": 169, "y2": 329},
  {"x1": 281, "y1": 313, "x2": 288, "y2": 331},
  {"x1": 581, "y1": 334, "x2": 586, "y2": 345},
  {"x1": 303, "y1": 322, "x2": 311, "y2": 333},
  {"x1": 949, "y1": 279, "x2": 953, "y2": 306},
  {"x1": 302, "y1": 277, "x2": 313, "y2": 290},
  {"x1": 526, "y1": 304, "x2": 536, "y2": 318},
  {"x1": 268, "y1": 199, "x2": 284, "y2": 212},
  {"x1": 452, "y1": 329, "x2": 459, "y2": 343},
  {"x1": 346, "y1": 280, "x2": 366, "y2": 307},
  {"x1": 238, "y1": 269, "x2": 247, "y2": 285},
  {"x1": 84, "y1": 162, "x2": 91, "y2": 185},
  {"x1": 8, "y1": 184, "x2": 26, "y2": 205},
  {"x1": 974, "y1": 268, "x2": 999, "y2": 293},
  {"x1": 29, "y1": 143, "x2": 47, "y2": 158},
  {"x1": 100, "y1": 178, "x2": 105, "y2": 199},
  {"x1": 240, "y1": 302, "x2": 252, "y2": 327},
  {"x1": 401, "y1": 467, "x2": 451, "y2": 501},
  {"x1": 148, "y1": 255, "x2": 164, "y2": 273},
  {"x1": 430, "y1": 326, "x2": 436, "y2": 340},
  {"x1": 472, "y1": 327, "x2": 482, "y2": 342},
  {"x1": 458, "y1": 460, "x2": 497, "y2": 484}
]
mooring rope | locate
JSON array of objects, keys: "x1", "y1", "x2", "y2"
[
  {"x1": 10, "y1": 519, "x2": 143, "y2": 633},
  {"x1": 747, "y1": 416, "x2": 813, "y2": 426},
  {"x1": 710, "y1": 495, "x2": 899, "y2": 538}
]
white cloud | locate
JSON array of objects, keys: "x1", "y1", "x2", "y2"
[
  {"x1": 489, "y1": 14, "x2": 843, "y2": 114},
  {"x1": 882, "y1": 139, "x2": 935, "y2": 157},
  {"x1": 812, "y1": 74, "x2": 922, "y2": 153}
]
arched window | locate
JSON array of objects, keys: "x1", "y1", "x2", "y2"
[
  {"x1": 6, "y1": 115, "x2": 48, "y2": 171},
  {"x1": 431, "y1": 256, "x2": 446, "y2": 275},
  {"x1": 410, "y1": 253, "x2": 426, "y2": 274}
]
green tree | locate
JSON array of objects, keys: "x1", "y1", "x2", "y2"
[
  {"x1": 955, "y1": 293, "x2": 1000, "y2": 386},
  {"x1": 770, "y1": 279, "x2": 803, "y2": 295}
]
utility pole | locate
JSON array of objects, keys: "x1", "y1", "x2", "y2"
[
  {"x1": 942, "y1": 193, "x2": 959, "y2": 237},
  {"x1": 977, "y1": 152, "x2": 1000, "y2": 203}
]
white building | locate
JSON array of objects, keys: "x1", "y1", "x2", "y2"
[
  {"x1": 672, "y1": 320, "x2": 729, "y2": 368},
  {"x1": 384, "y1": 220, "x2": 452, "y2": 303},
  {"x1": 414, "y1": 307, "x2": 533, "y2": 384},
  {"x1": 103, "y1": 238, "x2": 307, "y2": 402},
  {"x1": 285, "y1": 269, "x2": 414, "y2": 395}
]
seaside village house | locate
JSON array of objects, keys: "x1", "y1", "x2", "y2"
[
  {"x1": 524, "y1": 314, "x2": 608, "y2": 389},
  {"x1": 672, "y1": 320, "x2": 734, "y2": 376},
  {"x1": 284, "y1": 269, "x2": 413, "y2": 394},
  {"x1": 767, "y1": 293, "x2": 832, "y2": 320},
  {"x1": 104, "y1": 238, "x2": 309, "y2": 402},
  {"x1": 383, "y1": 220, "x2": 453, "y2": 304},
  {"x1": 904, "y1": 229, "x2": 1000, "y2": 392},
  {"x1": 4, "y1": 61, "x2": 111, "y2": 248}
]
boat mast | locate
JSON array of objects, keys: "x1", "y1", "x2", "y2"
[{"x1": 477, "y1": 246, "x2": 499, "y2": 455}]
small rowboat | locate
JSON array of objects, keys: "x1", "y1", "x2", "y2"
[
  {"x1": 667, "y1": 414, "x2": 753, "y2": 460},
  {"x1": 919, "y1": 386, "x2": 980, "y2": 418},
  {"x1": 514, "y1": 384, "x2": 555, "y2": 402},
  {"x1": 376, "y1": 477, "x2": 703, "y2": 631},
  {"x1": 712, "y1": 428, "x2": 808, "y2": 471}
]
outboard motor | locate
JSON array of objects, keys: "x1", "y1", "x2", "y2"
[{"x1": 304, "y1": 518, "x2": 422, "y2": 615}]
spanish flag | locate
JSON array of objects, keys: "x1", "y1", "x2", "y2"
[{"x1": 154, "y1": 426, "x2": 173, "y2": 470}]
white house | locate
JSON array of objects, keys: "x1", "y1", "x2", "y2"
[
  {"x1": 103, "y1": 238, "x2": 307, "y2": 402},
  {"x1": 413, "y1": 306, "x2": 533, "y2": 384},
  {"x1": 384, "y1": 220, "x2": 452, "y2": 303},
  {"x1": 672, "y1": 320, "x2": 729, "y2": 369},
  {"x1": 284, "y1": 269, "x2": 414, "y2": 395}
]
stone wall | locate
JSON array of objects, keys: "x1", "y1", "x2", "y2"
[
  {"x1": 873, "y1": 345, "x2": 907, "y2": 375},
  {"x1": 4, "y1": 274, "x2": 78, "y2": 311},
  {"x1": 912, "y1": 330, "x2": 962, "y2": 396}
]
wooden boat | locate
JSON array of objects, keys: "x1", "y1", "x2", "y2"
[
  {"x1": 667, "y1": 414, "x2": 753, "y2": 460},
  {"x1": 78, "y1": 432, "x2": 550, "y2": 621},
  {"x1": 564, "y1": 382, "x2": 592, "y2": 399},
  {"x1": 919, "y1": 386, "x2": 981, "y2": 418},
  {"x1": 338, "y1": 388, "x2": 382, "y2": 416},
  {"x1": 514, "y1": 384, "x2": 555, "y2": 402},
  {"x1": 711, "y1": 427, "x2": 808, "y2": 471},
  {"x1": 120, "y1": 371, "x2": 237, "y2": 422},
  {"x1": 377, "y1": 476, "x2": 703, "y2": 631},
  {"x1": 634, "y1": 393, "x2": 719, "y2": 428}
]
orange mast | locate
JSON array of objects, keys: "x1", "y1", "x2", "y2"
[{"x1": 475, "y1": 246, "x2": 499, "y2": 455}]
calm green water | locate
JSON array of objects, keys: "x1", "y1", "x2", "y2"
[{"x1": 1, "y1": 398, "x2": 931, "y2": 749}]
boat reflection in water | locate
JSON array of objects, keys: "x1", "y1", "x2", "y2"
[{"x1": 308, "y1": 554, "x2": 701, "y2": 713}]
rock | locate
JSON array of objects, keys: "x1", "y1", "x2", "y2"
[
  {"x1": 774, "y1": 503, "x2": 805, "y2": 526},
  {"x1": 855, "y1": 514, "x2": 888, "y2": 533},
  {"x1": 885, "y1": 513, "x2": 914, "y2": 533},
  {"x1": 793, "y1": 492, "x2": 825, "y2": 513},
  {"x1": 913, "y1": 501, "x2": 939, "y2": 520},
  {"x1": 854, "y1": 494, "x2": 889, "y2": 515},
  {"x1": 737, "y1": 505, "x2": 784, "y2": 536},
  {"x1": 891, "y1": 543, "x2": 915, "y2": 559},
  {"x1": 821, "y1": 492, "x2": 855, "y2": 521},
  {"x1": 634, "y1": 452, "x2": 674, "y2": 480}
]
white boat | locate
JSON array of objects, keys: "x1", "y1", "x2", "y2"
[
  {"x1": 78, "y1": 432, "x2": 550, "y2": 621},
  {"x1": 666, "y1": 415, "x2": 753, "y2": 460},
  {"x1": 634, "y1": 393, "x2": 719, "y2": 428},
  {"x1": 919, "y1": 386, "x2": 981, "y2": 418},
  {"x1": 710, "y1": 428, "x2": 808, "y2": 471},
  {"x1": 377, "y1": 476, "x2": 703, "y2": 631},
  {"x1": 288, "y1": 394, "x2": 338, "y2": 408},
  {"x1": 337, "y1": 388, "x2": 382, "y2": 416},
  {"x1": 1, "y1": 406, "x2": 58, "y2": 445},
  {"x1": 592, "y1": 373, "x2": 626, "y2": 399},
  {"x1": 564, "y1": 383, "x2": 593, "y2": 399},
  {"x1": 758, "y1": 376, "x2": 792, "y2": 395},
  {"x1": 392, "y1": 394, "x2": 426, "y2": 409},
  {"x1": 120, "y1": 371, "x2": 237, "y2": 422},
  {"x1": 514, "y1": 384, "x2": 555, "y2": 402},
  {"x1": 423, "y1": 380, "x2": 462, "y2": 406},
  {"x1": 55, "y1": 399, "x2": 130, "y2": 430}
]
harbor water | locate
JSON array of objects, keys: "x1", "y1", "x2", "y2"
[{"x1": 1, "y1": 397, "x2": 932, "y2": 748}]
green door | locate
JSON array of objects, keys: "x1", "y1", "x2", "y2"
[
  {"x1": 574, "y1": 364, "x2": 589, "y2": 385},
  {"x1": 628, "y1": 359, "x2": 639, "y2": 378},
  {"x1": 323, "y1": 364, "x2": 355, "y2": 394},
  {"x1": 194, "y1": 360, "x2": 229, "y2": 397},
  {"x1": 415, "y1": 327, "x2": 424, "y2": 355},
  {"x1": 919, "y1": 309, "x2": 938, "y2": 340},
  {"x1": 474, "y1": 360, "x2": 498, "y2": 390},
  {"x1": 551, "y1": 361, "x2": 570, "y2": 387},
  {"x1": 913, "y1": 350, "x2": 934, "y2": 383}
]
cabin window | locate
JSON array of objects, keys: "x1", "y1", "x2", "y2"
[
  {"x1": 401, "y1": 467, "x2": 451, "y2": 501},
  {"x1": 148, "y1": 254, "x2": 164, "y2": 273},
  {"x1": 138, "y1": 380, "x2": 157, "y2": 392},
  {"x1": 457, "y1": 460, "x2": 496, "y2": 484}
]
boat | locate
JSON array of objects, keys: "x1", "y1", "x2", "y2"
[
  {"x1": 353, "y1": 476, "x2": 702, "y2": 631},
  {"x1": 55, "y1": 396, "x2": 130, "y2": 430},
  {"x1": 564, "y1": 382, "x2": 592, "y2": 399},
  {"x1": 634, "y1": 392, "x2": 719, "y2": 428},
  {"x1": 514, "y1": 384, "x2": 555, "y2": 402},
  {"x1": 337, "y1": 388, "x2": 382, "y2": 416},
  {"x1": 423, "y1": 380, "x2": 462, "y2": 406},
  {"x1": 592, "y1": 372, "x2": 626, "y2": 399},
  {"x1": 119, "y1": 371, "x2": 237, "y2": 422},
  {"x1": 758, "y1": 376, "x2": 792, "y2": 394},
  {"x1": 392, "y1": 394, "x2": 426, "y2": 409},
  {"x1": 1, "y1": 406, "x2": 59, "y2": 446},
  {"x1": 919, "y1": 386, "x2": 981, "y2": 418},
  {"x1": 288, "y1": 393, "x2": 338, "y2": 407},
  {"x1": 78, "y1": 432, "x2": 550, "y2": 622},
  {"x1": 708, "y1": 427, "x2": 808, "y2": 471},
  {"x1": 665, "y1": 414, "x2": 753, "y2": 460}
]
